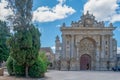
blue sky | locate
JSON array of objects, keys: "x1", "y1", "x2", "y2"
[{"x1": 0, "y1": 0, "x2": 120, "y2": 53}]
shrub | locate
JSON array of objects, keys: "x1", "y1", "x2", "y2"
[
  {"x1": 39, "y1": 52, "x2": 48, "y2": 71},
  {"x1": 6, "y1": 54, "x2": 48, "y2": 78},
  {"x1": 28, "y1": 57, "x2": 47, "y2": 78},
  {"x1": 6, "y1": 56, "x2": 14, "y2": 76},
  {"x1": 13, "y1": 60, "x2": 25, "y2": 77}
]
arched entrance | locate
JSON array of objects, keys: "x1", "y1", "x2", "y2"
[
  {"x1": 79, "y1": 37, "x2": 96, "y2": 70},
  {"x1": 80, "y1": 54, "x2": 91, "y2": 70}
]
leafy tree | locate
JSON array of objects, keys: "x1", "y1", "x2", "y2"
[
  {"x1": 28, "y1": 52, "x2": 48, "y2": 78},
  {"x1": 9, "y1": 25, "x2": 40, "y2": 77},
  {"x1": 39, "y1": 52, "x2": 48, "y2": 71},
  {"x1": 6, "y1": 56, "x2": 14, "y2": 76},
  {"x1": 13, "y1": 60, "x2": 25, "y2": 77},
  {"x1": 7, "y1": 0, "x2": 41, "y2": 77},
  {"x1": 29, "y1": 56, "x2": 46, "y2": 78},
  {"x1": 0, "y1": 20, "x2": 10, "y2": 67}
]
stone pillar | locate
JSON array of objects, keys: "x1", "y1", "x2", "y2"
[
  {"x1": 101, "y1": 35, "x2": 105, "y2": 70},
  {"x1": 62, "y1": 34, "x2": 68, "y2": 70},
  {"x1": 70, "y1": 35, "x2": 75, "y2": 70},
  {"x1": 110, "y1": 36, "x2": 113, "y2": 58},
  {"x1": 96, "y1": 43, "x2": 100, "y2": 70},
  {"x1": 62, "y1": 34, "x2": 66, "y2": 59},
  {"x1": 71, "y1": 35, "x2": 74, "y2": 58},
  {"x1": 76, "y1": 44, "x2": 80, "y2": 70},
  {"x1": 101, "y1": 35, "x2": 105, "y2": 58},
  {"x1": 76, "y1": 45, "x2": 79, "y2": 60}
]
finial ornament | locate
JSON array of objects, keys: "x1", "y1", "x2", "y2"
[
  {"x1": 62, "y1": 22, "x2": 66, "y2": 27},
  {"x1": 87, "y1": 11, "x2": 89, "y2": 15},
  {"x1": 71, "y1": 21, "x2": 74, "y2": 27},
  {"x1": 109, "y1": 23, "x2": 113, "y2": 27},
  {"x1": 56, "y1": 35, "x2": 60, "y2": 41}
]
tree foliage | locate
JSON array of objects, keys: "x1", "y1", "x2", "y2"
[
  {"x1": 39, "y1": 52, "x2": 48, "y2": 71},
  {"x1": 6, "y1": 56, "x2": 14, "y2": 76},
  {"x1": 7, "y1": 0, "x2": 41, "y2": 77},
  {"x1": 9, "y1": 24, "x2": 40, "y2": 77},
  {"x1": 28, "y1": 52, "x2": 48, "y2": 78},
  {"x1": 7, "y1": 0, "x2": 33, "y2": 29},
  {"x1": 0, "y1": 20, "x2": 10, "y2": 66},
  {"x1": 6, "y1": 53, "x2": 48, "y2": 78},
  {"x1": 28, "y1": 56, "x2": 47, "y2": 78},
  {"x1": 13, "y1": 60, "x2": 25, "y2": 77}
]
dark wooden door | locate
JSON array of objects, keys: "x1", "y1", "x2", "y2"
[{"x1": 80, "y1": 54, "x2": 91, "y2": 70}]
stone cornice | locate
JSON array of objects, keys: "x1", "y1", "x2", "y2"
[{"x1": 61, "y1": 26, "x2": 115, "y2": 31}]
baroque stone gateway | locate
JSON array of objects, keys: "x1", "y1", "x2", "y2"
[{"x1": 55, "y1": 11, "x2": 117, "y2": 71}]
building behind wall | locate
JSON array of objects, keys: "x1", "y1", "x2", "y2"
[{"x1": 55, "y1": 11, "x2": 117, "y2": 71}]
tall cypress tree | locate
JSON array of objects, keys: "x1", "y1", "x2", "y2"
[
  {"x1": 0, "y1": 20, "x2": 10, "y2": 67},
  {"x1": 7, "y1": 0, "x2": 40, "y2": 77}
]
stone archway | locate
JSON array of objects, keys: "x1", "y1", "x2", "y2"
[
  {"x1": 80, "y1": 54, "x2": 91, "y2": 70},
  {"x1": 79, "y1": 37, "x2": 96, "y2": 70}
]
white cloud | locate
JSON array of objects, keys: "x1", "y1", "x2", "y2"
[
  {"x1": 84, "y1": 0, "x2": 120, "y2": 23},
  {"x1": 33, "y1": 0, "x2": 75, "y2": 22},
  {"x1": 51, "y1": 46, "x2": 55, "y2": 53},
  {"x1": 117, "y1": 47, "x2": 120, "y2": 54},
  {"x1": 0, "y1": 0, "x2": 13, "y2": 21},
  {"x1": 56, "y1": 24, "x2": 61, "y2": 28},
  {"x1": 111, "y1": 14, "x2": 120, "y2": 22},
  {"x1": 0, "y1": 0, "x2": 75, "y2": 22}
]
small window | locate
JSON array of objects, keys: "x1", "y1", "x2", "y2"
[
  {"x1": 67, "y1": 41, "x2": 69, "y2": 44},
  {"x1": 106, "y1": 41, "x2": 107, "y2": 44},
  {"x1": 106, "y1": 47, "x2": 108, "y2": 49},
  {"x1": 105, "y1": 51, "x2": 108, "y2": 55}
]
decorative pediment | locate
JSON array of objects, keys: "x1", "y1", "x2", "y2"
[
  {"x1": 61, "y1": 11, "x2": 114, "y2": 29},
  {"x1": 70, "y1": 11, "x2": 105, "y2": 28}
]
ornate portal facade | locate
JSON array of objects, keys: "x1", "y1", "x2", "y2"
[{"x1": 55, "y1": 11, "x2": 117, "y2": 71}]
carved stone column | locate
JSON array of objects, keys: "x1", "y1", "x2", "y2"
[
  {"x1": 62, "y1": 34, "x2": 66, "y2": 59},
  {"x1": 110, "y1": 36, "x2": 113, "y2": 58},
  {"x1": 96, "y1": 42, "x2": 100, "y2": 70},
  {"x1": 100, "y1": 35, "x2": 105, "y2": 70},
  {"x1": 76, "y1": 43, "x2": 80, "y2": 70},
  {"x1": 69, "y1": 35, "x2": 74, "y2": 70},
  {"x1": 71, "y1": 35, "x2": 74, "y2": 58},
  {"x1": 101, "y1": 35, "x2": 105, "y2": 58}
]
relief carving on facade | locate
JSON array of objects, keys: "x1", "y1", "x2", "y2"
[{"x1": 80, "y1": 38, "x2": 95, "y2": 54}]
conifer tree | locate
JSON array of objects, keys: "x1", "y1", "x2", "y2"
[
  {"x1": 7, "y1": 0, "x2": 41, "y2": 77},
  {"x1": 0, "y1": 20, "x2": 10, "y2": 67}
]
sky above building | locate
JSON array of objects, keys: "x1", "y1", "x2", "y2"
[{"x1": 0, "y1": 0, "x2": 120, "y2": 53}]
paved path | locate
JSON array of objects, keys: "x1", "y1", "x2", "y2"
[
  {"x1": 1, "y1": 70, "x2": 120, "y2": 80},
  {"x1": 43, "y1": 70, "x2": 120, "y2": 80}
]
